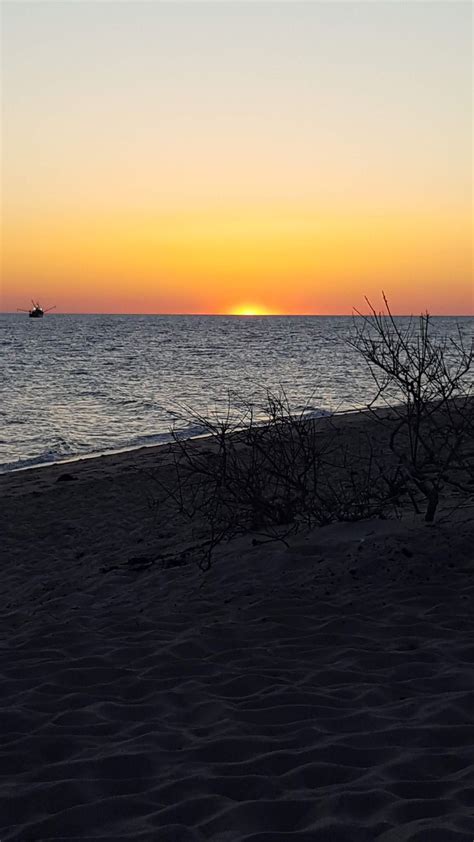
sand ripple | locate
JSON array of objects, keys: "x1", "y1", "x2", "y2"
[{"x1": 1, "y1": 464, "x2": 473, "y2": 840}]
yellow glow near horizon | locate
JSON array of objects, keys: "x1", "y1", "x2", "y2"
[
  {"x1": 2, "y1": 206, "x2": 471, "y2": 315},
  {"x1": 230, "y1": 304, "x2": 271, "y2": 317}
]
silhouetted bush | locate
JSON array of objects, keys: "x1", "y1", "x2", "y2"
[
  {"x1": 152, "y1": 297, "x2": 473, "y2": 568},
  {"x1": 350, "y1": 295, "x2": 473, "y2": 521}
]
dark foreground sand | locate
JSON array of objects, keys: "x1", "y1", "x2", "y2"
[{"x1": 1, "y1": 420, "x2": 474, "y2": 841}]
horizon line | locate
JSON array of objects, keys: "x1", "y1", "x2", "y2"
[{"x1": 2, "y1": 311, "x2": 472, "y2": 318}]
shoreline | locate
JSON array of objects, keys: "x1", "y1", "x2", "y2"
[{"x1": 0, "y1": 404, "x2": 382, "y2": 478}]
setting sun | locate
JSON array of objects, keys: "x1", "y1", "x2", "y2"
[{"x1": 230, "y1": 304, "x2": 271, "y2": 317}]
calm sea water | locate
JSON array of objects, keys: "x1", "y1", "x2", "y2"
[{"x1": 0, "y1": 314, "x2": 472, "y2": 473}]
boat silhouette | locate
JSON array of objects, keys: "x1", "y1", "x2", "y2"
[{"x1": 17, "y1": 300, "x2": 56, "y2": 318}]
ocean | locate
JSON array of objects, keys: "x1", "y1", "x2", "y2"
[{"x1": 1, "y1": 313, "x2": 472, "y2": 473}]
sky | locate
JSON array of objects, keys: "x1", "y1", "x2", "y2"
[{"x1": 1, "y1": 1, "x2": 472, "y2": 315}]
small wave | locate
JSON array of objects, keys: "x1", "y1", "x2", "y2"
[
  {"x1": 0, "y1": 450, "x2": 68, "y2": 473},
  {"x1": 131, "y1": 423, "x2": 209, "y2": 447},
  {"x1": 129, "y1": 431, "x2": 175, "y2": 447},
  {"x1": 77, "y1": 391, "x2": 107, "y2": 398},
  {"x1": 301, "y1": 408, "x2": 333, "y2": 419},
  {"x1": 0, "y1": 424, "x2": 211, "y2": 474}
]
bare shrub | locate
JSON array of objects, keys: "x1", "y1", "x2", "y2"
[
  {"x1": 152, "y1": 391, "x2": 402, "y2": 569},
  {"x1": 349, "y1": 294, "x2": 473, "y2": 521},
  {"x1": 150, "y1": 298, "x2": 472, "y2": 568}
]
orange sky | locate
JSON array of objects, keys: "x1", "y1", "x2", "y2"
[
  {"x1": 3, "y1": 206, "x2": 472, "y2": 315},
  {"x1": 2, "y1": 3, "x2": 472, "y2": 315}
]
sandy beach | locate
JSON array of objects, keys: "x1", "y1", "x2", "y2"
[{"x1": 1, "y1": 412, "x2": 474, "y2": 841}]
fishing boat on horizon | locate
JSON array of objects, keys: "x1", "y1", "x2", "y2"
[{"x1": 17, "y1": 301, "x2": 56, "y2": 318}]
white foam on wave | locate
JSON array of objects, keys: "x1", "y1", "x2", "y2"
[{"x1": 0, "y1": 423, "x2": 212, "y2": 474}]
